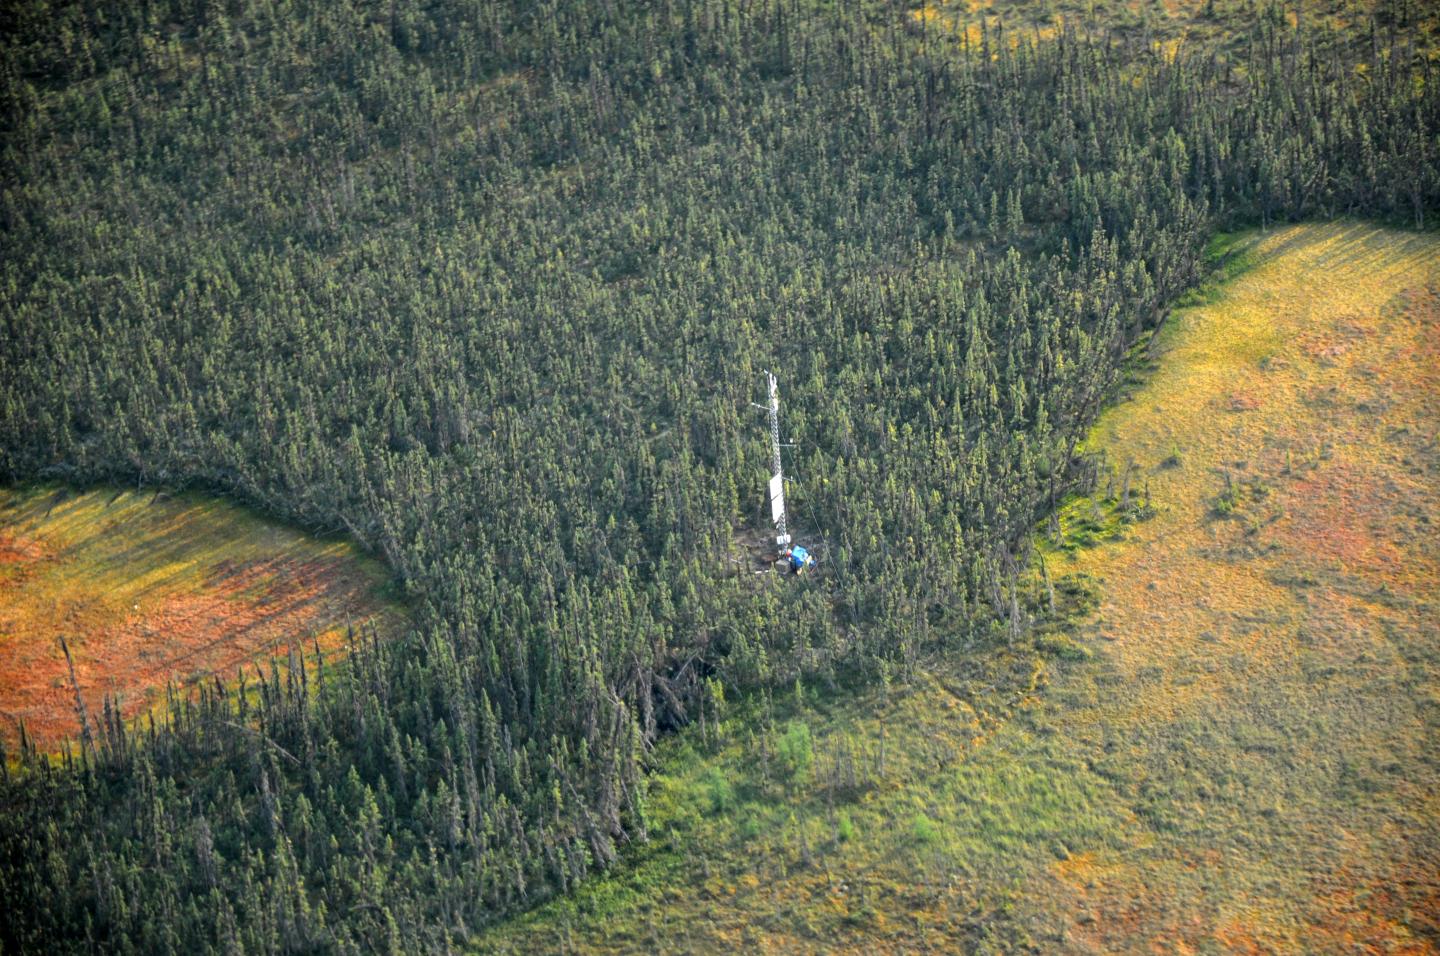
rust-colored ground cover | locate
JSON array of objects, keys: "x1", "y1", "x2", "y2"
[
  {"x1": 1036, "y1": 221, "x2": 1440, "y2": 952},
  {"x1": 0, "y1": 486, "x2": 405, "y2": 751}
]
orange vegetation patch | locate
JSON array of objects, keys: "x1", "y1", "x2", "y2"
[
  {"x1": 1227, "y1": 391, "x2": 1261, "y2": 411},
  {"x1": 1306, "y1": 860, "x2": 1440, "y2": 955},
  {"x1": 1280, "y1": 459, "x2": 1410, "y2": 580},
  {"x1": 0, "y1": 487, "x2": 404, "y2": 751},
  {"x1": 0, "y1": 532, "x2": 48, "y2": 566}
]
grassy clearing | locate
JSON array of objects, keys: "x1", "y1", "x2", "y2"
[
  {"x1": 908, "y1": 0, "x2": 1440, "y2": 65},
  {"x1": 479, "y1": 220, "x2": 1440, "y2": 953},
  {"x1": 1032, "y1": 220, "x2": 1440, "y2": 951},
  {"x1": 481, "y1": 647, "x2": 1081, "y2": 953},
  {"x1": 0, "y1": 484, "x2": 405, "y2": 752}
]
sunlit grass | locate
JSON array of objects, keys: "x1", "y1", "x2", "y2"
[
  {"x1": 1035, "y1": 220, "x2": 1440, "y2": 950},
  {"x1": 908, "y1": 0, "x2": 1440, "y2": 67}
]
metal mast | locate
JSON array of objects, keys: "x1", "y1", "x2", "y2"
[{"x1": 765, "y1": 371, "x2": 790, "y2": 553}]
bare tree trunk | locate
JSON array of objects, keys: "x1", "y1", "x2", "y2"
[
  {"x1": 59, "y1": 636, "x2": 95, "y2": 760},
  {"x1": 1039, "y1": 553, "x2": 1055, "y2": 616}
]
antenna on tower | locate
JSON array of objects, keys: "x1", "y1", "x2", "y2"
[{"x1": 752, "y1": 371, "x2": 815, "y2": 574}]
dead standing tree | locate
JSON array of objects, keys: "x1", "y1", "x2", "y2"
[{"x1": 58, "y1": 635, "x2": 95, "y2": 761}]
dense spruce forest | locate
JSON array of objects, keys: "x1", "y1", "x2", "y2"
[{"x1": 1, "y1": 0, "x2": 1437, "y2": 950}]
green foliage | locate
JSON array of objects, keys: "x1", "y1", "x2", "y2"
[
  {"x1": 0, "y1": 0, "x2": 1436, "y2": 950},
  {"x1": 774, "y1": 720, "x2": 815, "y2": 786},
  {"x1": 1050, "y1": 490, "x2": 1148, "y2": 552},
  {"x1": 1212, "y1": 471, "x2": 1272, "y2": 517},
  {"x1": 910, "y1": 812, "x2": 942, "y2": 846},
  {"x1": 702, "y1": 767, "x2": 736, "y2": 814},
  {"x1": 1035, "y1": 633, "x2": 1091, "y2": 662}
]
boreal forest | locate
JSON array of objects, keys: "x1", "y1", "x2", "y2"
[{"x1": 1, "y1": 0, "x2": 1438, "y2": 951}]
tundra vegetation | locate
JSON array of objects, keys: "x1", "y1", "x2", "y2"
[
  {"x1": 0, "y1": 0, "x2": 1436, "y2": 951},
  {"x1": 0, "y1": 485, "x2": 403, "y2": 751}
]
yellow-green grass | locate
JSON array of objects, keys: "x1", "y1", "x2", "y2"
[
  {"x1": 908, "y1": 0, "x2": 1440, "y2": 65},
  {"x1": 1031, "y1": 220, "x2": 1440, "y2": 951},
  {"x1": 0, "y1": 485, "x2": 406, "y2": 752},
  {"x1": 479, "y1": 221, "x2": 1440, "y2": 953}
]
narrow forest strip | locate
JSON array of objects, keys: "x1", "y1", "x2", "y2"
[
  {"x1": 480, "y1": 222, "x2": 1440, "y2": 953},
  {"x1": 0, "y1": 485, "x2": 405, "y2": 752}
]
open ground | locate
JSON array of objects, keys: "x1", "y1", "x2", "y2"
[
  {"x1": 0, "y1": 485, "x2": 405, "y2": 752},
  {"x1": 909, "y1": 0, "x2": 1440, "y2": 63}
]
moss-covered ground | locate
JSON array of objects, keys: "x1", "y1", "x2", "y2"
[
  {"x1": 479, "y1": 221, "x2": 1440, "y2": 953},
  {"x1": 0, "y1": 485, "x2": 405, "y2": 752}
]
